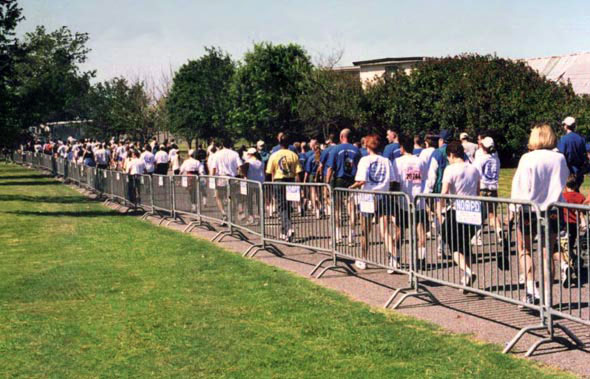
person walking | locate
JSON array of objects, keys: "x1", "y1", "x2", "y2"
[
  {"x1": 557, "y1": 116, "x2": 588, "y2": 191},
  {"x1": 266, "y1": 133, "x2": 303, "y2": 242},
  {"x1": 154, "y1": 146, "x2": 169, "y2": 175}
]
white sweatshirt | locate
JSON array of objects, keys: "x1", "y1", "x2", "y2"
[{"x1": 511, "y1": 149, "x2": 569, "y2": 211}]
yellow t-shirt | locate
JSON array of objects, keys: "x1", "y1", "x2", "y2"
[{"x1": 266, "y1": 149, "x2": 303, "y2": 180}]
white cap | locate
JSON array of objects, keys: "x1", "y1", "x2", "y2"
[
  {"x1": 247, "y1": 147, "x2": 257, "y2": 155},
  {"x1": 459, "y1": 132, "x2": 469, "y2": 140},
  {"x1": 256, "y1": 140, "x2": 265, "y2": 149},
  {"x1": 562, "y1": 116, "x2": 576, "y2": 127},
  {"x1": 188, "y1": 149, "x2": 195, "y2": 157},
  {"x1": 481, "y1": 137, "x2": 494, "y2": 149}
]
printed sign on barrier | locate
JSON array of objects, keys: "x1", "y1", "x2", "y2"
[
  {"x1": 158, "y1": 176, "x2": 164, "y2": 187},
  {"x1": 181, "y1": 177, "x2": 188, "y2": 188},
  {"x1": 286, "y1": 185, "x2": 300, "y2": 202},
  {"x1": 208, "y1": 178, "x2": 216, "y2": 189},
  {"x1": 103, "y1": 171, "x2": 107, "y2": 178},
  {"x1": 125, "y1": 175, "x2": 129, "y2": 183},
  {"x1": 116, "y1": 173, "x2": 120, "y2": 180},
  {"x1": 359, "y1": 193, "x2": 375, "y2": 214},
  {"x1": 240, "y1": 181, "x2": 248, "y2": 195},
  {"x1": 455, "y1": 199, "x2": 482, "y2": 226},
  {"x1": 140, "y1": 176, "x2": 144, "y2": 184}
]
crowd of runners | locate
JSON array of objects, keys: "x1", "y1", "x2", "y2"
[{"x1": 15, "y1": 116, "x2": 590, "y2": 305}]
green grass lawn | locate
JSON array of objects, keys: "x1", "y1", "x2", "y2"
[{"x1": 0, "y1": 163, "x2": 572, "y2": 378}]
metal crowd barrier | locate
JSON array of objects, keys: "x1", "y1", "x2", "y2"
[
  {"x1": 322, "y1": 188, "x2": 414, "y2": 280},
  {"x1": 9, "y1": 157, "x2": 588, "y2": 357},
  {"x1": 262, "y1": 182, "x2": 334, "y2": 256}
]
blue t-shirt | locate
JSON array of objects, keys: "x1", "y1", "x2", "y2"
[
  {"x1": 383, "y1": 142, "x2": 401, "y2": 161},
  {"x1": 271, "y1": 144, "x2": 297, "y2": 155},
  {"x1": 326, "y1": 143, "x2": 361, "y2": 180},
  {"x1": 360, "y1": 147, "x2": 369, "y2": 157},
  {"x1": 298, "y1": 152, "x2": 308, "y2": 168},
  {"x1": 320, "y1": 145, "x2": 335, "y2": 177},
  {"x1": 413, "y1": 147, "x2": 423, "y2": 156},
  {"x1": 557, "y1": 132, "x2": 588, "y2": 174},
  {"x1": 304, "y1": 151, "x2": 320, "y2": 176}
]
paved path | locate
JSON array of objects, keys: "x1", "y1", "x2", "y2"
[{"x1": 78, "y1": 185, "x2": 590, "y2": 377}]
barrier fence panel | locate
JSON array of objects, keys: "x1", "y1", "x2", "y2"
[
  {"x1": 198, "y1": 175, "x2": 230, "y2": 226},
  {"x1": 137, "y1": 174, "x2": 153, "y2": 212},
  {"x1": 56, "y1": 158, "x2": 66, "y2": 176},
  {"x1": 152, "y1": 174, "x2": 173, "y2": 214},
  {"x1": 111, "y1": 170, "x2": 129, "y2": 205},
  {"x1": 228, "y1": 177, "x2": 263, "y2": 238},
  {"x1": 172, "y1": 175, "x2": 199, "y2": 217},
  {"x1": 332, "y1": 189, "x2": 413, "y2": 274},
  {"x1": 546, "y1": 202, "x2": 590, "y2": 330},
  {"x1": 262, "y1": 182, "x2": 333, "y2": 253}
]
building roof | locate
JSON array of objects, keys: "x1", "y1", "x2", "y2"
[
  {"x1": 522, "y1": 52, "x2": 590, "y2": 95},
  {"x1": 352, "y1": 57, "x2": 429, "y2": 67}
]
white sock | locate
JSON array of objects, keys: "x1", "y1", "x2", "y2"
[
  {"x1": 418, "y1": 247, "x2": 426, "y2": 259},
  {"x1": 526, "y1": 280, "x2": 535, "y2": 295},
  {"x1": 464, "y1": 267, "x2": 472, "y2": 277}
]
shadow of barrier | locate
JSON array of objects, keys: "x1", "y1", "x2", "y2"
[{"x1": 14, "y1": 157, "x2": 590, "y2": 357}]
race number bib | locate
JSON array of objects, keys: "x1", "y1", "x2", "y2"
[
  {"x1": 286, "y1": 185, "x2": 301, "y2": 202},
  {"x1": 359, "y1": 193, "x2": 375, "y2": 214},
  {"x1": 240, "y1": 181, "x2": 248, "y2": 195},
  {"x1": 208, "y1": 178, "x2": 216, "y2": 189},
  {"x1": 181, "y1": 176, "x2": 188, "y2": 188},
  {"x1": 455, "y1": 199, "x2": 482, "y2": 226},
  {"x1": 404, "y1": 167, "x2": 422, "y2": 184}
]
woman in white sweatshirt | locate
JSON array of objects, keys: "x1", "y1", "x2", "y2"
[{"x1": 511, "y1": 123, "x2": 569, "y2": 305}]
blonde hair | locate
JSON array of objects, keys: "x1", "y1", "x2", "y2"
[{"x1": 528, "y1": 123, "x2": 557, "y2": 151}]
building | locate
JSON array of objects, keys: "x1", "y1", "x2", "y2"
[
  {"x1": 522, "y1": 52, "x2": 590, "y2": 95},
  {"x1": 335, "y1": 53, "x2": 590, "y2": 95}
]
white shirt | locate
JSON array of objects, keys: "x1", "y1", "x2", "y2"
[
  {"x1": 127, "y1": 158, "x2": 146, "y2": 175},
  {"x1": 95, "y1": 148, "x2": 108, "y2": 165},
  {"x1": 141, "y1": 151, "x2": 155, "y2": 173},
  {"x1": 462, "y1": 141, "x2": 478, "y2": 162},
  {"x1": 169, "y1": 148, "x2": 180, "y2": 170},
  {"x1": 154, "y1": 150, "x2": 169, "y2": 164},
  {"x1": 511, "y1": 149, "x2": 569, "y2": 211},
  {"x1": 442, "y1": 161, "x2": 480, "y2": 197},
  {"x1": 418, "y1": 147, "x2": 435, "y2": 167},
  {"x1": 57, "y1": 144, "x2": 67, "y2": 158},
  {"x1": 246, "y1": 158, "x2": 265, "y2": 183},
  {"x1": 393, "y1": 154, "x2": 428, "y2": 209},
  {"x1": 210, "y1": 148, "x2": 242, "y2": 177},
  {"x1": 355, "y1": 154, "x2": 398, "y2": 192},
  {"x1": 179, "y1": 158, "x2": 204, "y2": 175},
  {"x1": 473, "y1": 152, "x2": 500, "y2": 190}
]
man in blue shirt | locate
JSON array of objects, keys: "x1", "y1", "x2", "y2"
[
  {"x1": 383, "y1": 128, "x2": 401, "y2": 161},
  {"x1": 325, "y1": 128, "x2": 361, "y2": 245},
  {"x1": 558, "y1": 116, "x2": 588, "y2": 190},
  {"x1": 318, "y1": 133, "x2": 337, "y2": 182}
]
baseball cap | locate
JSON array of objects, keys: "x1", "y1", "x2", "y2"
[
  {"x1": 247, "y1": 147, "x2": 257, "y2": 155},
  {"x1": 562, "y1": 116, "x2": 576, "y2": 127},
  {"x1": 256, "y1": 140, "x2": 265, "y2": 148},
  {"x1": 439, "y1": 130, "x2": 452, "y2": 142},
  {"x1": 459, "y1": 132, "x2": 469, "y2": 140},
  {"x1": 481, "y1": 137, "x2": 494, "y2": 149}
]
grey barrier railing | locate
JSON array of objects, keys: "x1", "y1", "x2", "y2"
[{"x1": 11, "y1": 158, "x2": 589, "y2": 357}]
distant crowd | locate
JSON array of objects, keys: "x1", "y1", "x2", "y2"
[{"x1": 16, "y1": 116, "x2": 590, "y2": 304}]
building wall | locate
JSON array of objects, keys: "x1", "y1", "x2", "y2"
[{"x1": 359, "y1": 62, "x2": 416, "y2": 88}]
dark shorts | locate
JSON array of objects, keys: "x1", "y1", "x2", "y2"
[
  {"x1": 331, "y1": 177, "x2": 354, "y2": 189},
  {"x1": 480, "y1": 189, "x2": 498, "y2": 197},
  {"x1": 518, "y1": 208, "x2": 559, "y2": 239},
  {"x1": 441, "y1": 209, "x2": 478, "y2": 256}
]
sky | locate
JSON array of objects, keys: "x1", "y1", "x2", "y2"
[{"x1": 16, "y1": 0, "x2": 590, "y2": 83}]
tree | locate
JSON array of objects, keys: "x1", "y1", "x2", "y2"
[
  {"x1": 14, "y1": 25, "x2": 95, "y2": 131},
  {"x1": 363, "y1": 54, "x2": 582, "y2": 164},
  {"x1": 167, "y1": 47, "x2": 235, "y2": 148},
  {"x1": 0, "y1": 0, "x2": 25, "y2": 146},
  {"x1": 297, "y1": 50, "x2": 365, "y2": 139},
  {"x1": 230, "y1": 42, "x2": 312, "y2": 142},
  {"x1": 85, "y1": 77, "x2": 155, "y2": 142}
]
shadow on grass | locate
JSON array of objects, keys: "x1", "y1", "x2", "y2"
[
  {"x1": 0, "y1": 181, "x2": 57, "y2": 186},
  {"x1": 0, "y1": 174, "x2": 52, "y2": 180},
  {"x1": 2, "y1": 210, "x2": 129, "y2": 218},
  {"x1": 0, "y1": 194, "x2": 87, "y2": 204}
]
